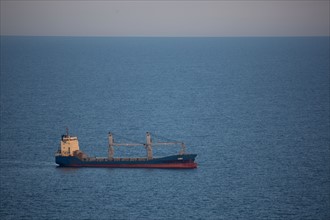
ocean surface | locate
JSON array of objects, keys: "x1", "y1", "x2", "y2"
[{"x1": 0, "y1": 37, "x2": 329, "y2": 219}]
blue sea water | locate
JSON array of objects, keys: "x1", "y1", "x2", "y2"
[{"x1": 0, "y1": 36, "x2": 329, "y2": 219}]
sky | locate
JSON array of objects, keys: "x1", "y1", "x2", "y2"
[{"x1": 1, "y1": 0, "x2": 329, "y2": 37}]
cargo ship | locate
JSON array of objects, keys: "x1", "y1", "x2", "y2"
[{"x1": 55, "y1": 130, "x2": 197, "y2": 169}]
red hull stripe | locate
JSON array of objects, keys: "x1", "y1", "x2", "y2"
[{"x1": 64, "y1": 163, "x2": 197, "y2": 169}]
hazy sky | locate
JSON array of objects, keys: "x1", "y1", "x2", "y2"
[{"x1": 1, "y1": 0, "x2": 329, "y2": 36}]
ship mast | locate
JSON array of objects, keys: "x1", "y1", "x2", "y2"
[
  {"x1": 108, "y1": 132, "x2": 114, "y2": 159},
  {"x1": 146, "y1": 132, "x2": 153, "y2": 160}
]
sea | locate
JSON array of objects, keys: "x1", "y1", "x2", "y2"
[{"x1": 0, "y1": 36, "x2": 329, "y2": 219}]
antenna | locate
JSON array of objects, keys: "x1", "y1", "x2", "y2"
[{"x1": 66, "y1": 127, "x2": 69, "y2": 137}]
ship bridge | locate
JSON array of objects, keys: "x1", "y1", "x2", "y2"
[{"x1": 58, "y1": 128, "x2": 80, "y2": 156}]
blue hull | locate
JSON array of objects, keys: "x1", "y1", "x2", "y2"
[{"x1": 56, "y1": 154, "x2": 197, "y2": 169}]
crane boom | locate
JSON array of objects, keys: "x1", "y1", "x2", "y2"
[
  {"x1": 111, "y1": 143, "x2": 145, "y2": 147},
  {"x1": 108, "y1": 132, "x2": 186, "y2": 159},
  {"x1": 152, "y1": 142, "x2": 183, "y2": 145}
]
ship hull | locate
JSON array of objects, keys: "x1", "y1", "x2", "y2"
[{"x1": 56, "y1": 154, "x2": 197, "y2": 169}]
